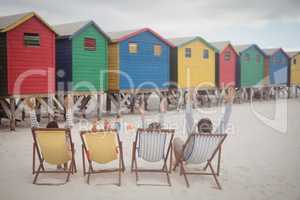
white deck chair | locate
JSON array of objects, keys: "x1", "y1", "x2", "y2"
[
  {"x1": 173, "y1": 133, "x2": 227, "y2": 189},
  {"x1": 131, "y1": 128, "x2": 174, "y2": 186}
]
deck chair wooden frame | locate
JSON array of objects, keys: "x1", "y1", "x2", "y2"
[
  {"x1": 80, "y1": 129, "x2": 125, "y2": 186},
  {"x1": 131, "y1": 128, "x2": 174, "y2": 186},
  {"x1": 173, "y1": 133, "x2": 227, "y2": 189},
  {"x1": 32, "y1": 128, "x2": 77, "y2": 185}
]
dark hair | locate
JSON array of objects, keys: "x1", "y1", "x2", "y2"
[
  {"x1": 197, "y1": 118, "x2": 213, "y2": 133},
  {"x1": 148, "y1": 122, "x2": 161, "y2": 129},
  {"x1": 46, "y1": 121, "x2": 59, "y2": 128}
]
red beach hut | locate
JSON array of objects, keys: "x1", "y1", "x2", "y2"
[{"x1": 0, "y1": 12, "x2": 56, "y2": 96}]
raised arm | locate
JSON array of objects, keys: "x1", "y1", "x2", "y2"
[
  {"x1": 25, "y1": 98, "x2": 40, "y2": 128},
  {"x1": 185, "y1": 89, "x2": 194, "y2": 135},
  {"x1": 216, "y1": 86, "x2": 236, "y2": 133}
]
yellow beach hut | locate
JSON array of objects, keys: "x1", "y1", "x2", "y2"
[
  {"x1": 169, "y1": 36, "x2": 217, "y2": 89},
  {"x1": 288, "y1": 51, "x2": 300, "y2": 86}
]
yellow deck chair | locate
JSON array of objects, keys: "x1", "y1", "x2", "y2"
[
  {"x1": 32, "y1": 128, "x2": 76, "y2": 185},
  {"x1": 80, "y1": 129, "x2": 124, "y2": 186}
]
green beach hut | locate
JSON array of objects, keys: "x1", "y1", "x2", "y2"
[{"x1": 54, "y1": 20, "x2": 109, "y2": 92}]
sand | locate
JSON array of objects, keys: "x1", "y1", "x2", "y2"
[{"x1": 0, "y1": 98, "x2": 300, "y2": 200}]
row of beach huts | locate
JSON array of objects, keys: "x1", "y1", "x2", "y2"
[{"x1": 0, "y1": 12, "x2": 299, "y2": 130}]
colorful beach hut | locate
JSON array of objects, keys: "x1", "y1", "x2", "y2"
[
  {"x1": 263, "y1": 48, "x2": 289, "y2": 86},
  {"x1": 234, "y1": 44, "x2": 266, "y2": 87},
  {"x1": 53, "y1": 21, "x2": 109, "y2": 92},
  {"x1": 107, "y1": 28, "x2": 173, "y2": 91},
  {"x1": 0, "y1": 12, "x2": 56, "y2": 96},
  {"x1": 288, "y1": 51, "x2": 300, "y2": 86},
  {"x1": 211, "y1": 41, "x2": 238, "y2": 88},
  {"x1": 169, "y1": 36, "x2": 217, "y2": 89}
]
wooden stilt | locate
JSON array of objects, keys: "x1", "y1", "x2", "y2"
[
  {"x1": 130, "y1": 94, "x2": 135, "y2": 113},
  {"x1": 144, "y1": 93, "x2": 149, "y2": 111},
  {"x1": 116, "y1": 93, "x2": 121, "y2": 112},
  {"x1": 10, "y1": 98, "x2": 16, "y2": 131},
  {"x1": 106, "y1": 93, "x2": 111, "y2": 113},
  {"x1": 47, "y1": 97, "x2": 54, "y2": 122},
  {"x1": 35, "y1": 98, "x2": 41, "y2": 123},
  {"x1": 97, "y1": 93, "x2": 102, "y2": 120}
]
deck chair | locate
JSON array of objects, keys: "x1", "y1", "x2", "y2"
[
  {"x1": 32, "y1": 128, "x2": 76, "y2": 185},
  {"x1": 80, "y1": 129, "x2": 124, "y2": 186},
  {"x1": 131, "y1": 128, "x2": 174, "y2": 186},
  {"x1": 173, "y1": 133, "x2": 227, "y2": 189}
]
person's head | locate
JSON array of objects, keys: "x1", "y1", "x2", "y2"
[
  {"x1": 197, "y1": 118, "x2": 213, "y2": 133},
  {"x1": 46, "y1": 121, "x2": 59, "y2": 128},
  {"x1": 148, "y1": 122, "x2": 161, "y2": 129}
]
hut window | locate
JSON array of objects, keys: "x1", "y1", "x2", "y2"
[
  {"x1": 203, "y1": 49, "x2": 209, "y2": 59},
  {"x1": 294, "y1": 58, "x2": 297, "y2": 65},
  {"x1": 244, "y1": 54, "x2": 250, "y2": 62},
  {"x1": 153, "y1": 44, "x2": 162, "y2": 56},
  {"x1": 185, "y1": 48, "x2": 191, "y2": 58},
  {"x1": 84, "y1": 38, "x2": 96, "y2": 51},
  {"x1": 129, "y1": 43, "x2": 138, "y2": 54},
  {"x1": 256, "y1": 55, "x2": 261, "y2": 63},
  {"x1": 24, "y1": 33, "x2": 40, "y2": 47},
  {"x1": 224, "y1": 51, "x2": 231, "y2": 61}
]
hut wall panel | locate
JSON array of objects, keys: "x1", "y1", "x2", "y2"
[
  {"x1": 6, "y1": 16, "x2": 55, "y2": 95},
  {"x1": 56, "y1": 38, "x2": 72, "y2": 91},
  {"x1": 170, "y1": 47, "x2": 178, "y2": 87},
  {"x1": 268, "y1": 50, "x2": 288, "y2": 85},
  {"x1": 290, "y1": 54, "x2": 300, "y2": 85},
  {"x1": 0, "y1": 33, "x2": 7, "y2": 96},
  {"x1": 239, "y1": 46, "x2": 264, "y2": 87},
  {"x1": 72, "y1": 25, "x2": 108, "y2": 92},
  {"x1": 219, "y1": 45, "x2": 238, "y2": 87},
  {"x1": 119, "y1": 31, "x2": 170, "y2": 90},
  {"x1": 177, "y1": 40, "x2": 216, "y2": 88},
  {"x1": 108, "y1": 43, "x2": 119, "y2": 91},
  {"x1": 264, "y1": 57, "x2": 270, "y2": 85}
]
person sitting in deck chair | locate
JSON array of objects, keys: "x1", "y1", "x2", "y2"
[
  {"x1": 138, "y1": 96, "x2": 167, "y2": 129},
  {"x1": 26, "y1": 95, "x2": 74, "y2": 129}
]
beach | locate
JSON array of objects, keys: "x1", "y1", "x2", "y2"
[{"x1": 0, "y1": 98, "x2": 300, "y2": 200}]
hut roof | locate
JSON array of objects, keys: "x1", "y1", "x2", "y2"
[
  {"x1": 234, "y1": 44, "x2": 266, "y2": 56},
  {"x1": 53, "y1": 20, "x2": 109, "y2": 39},
  {"x1": 287, "y1": 51, "x2": 300, "y2": 58},
  {"x1": 263, "y1": 48, "x2": 289, "y2": 58},
  {"x1": 210, "y1": 41, "x2": 231, "y2": 51},
  {"x1": 168, "y1": 36, "x2": 217, "y2": 51},
  {"x1": 107, "y1": 28, "x2": 174, "y2": 47},
  {"x1": 0, "y1": 11, "x2": 56, "y2": 33}
]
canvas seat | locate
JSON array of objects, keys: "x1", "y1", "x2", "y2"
[
  {"x1": 131, "y1": 128, "x2": 174, "y2": 186},
  {"x1": 80, "y1": 129, "x2": 125, "y2": 186},
  {"x1": 173, "y1": 133, "x2": 227, "y2": 189},
  {"x1": 32, "y1": 128, "x2": 77, "y2": 185}
]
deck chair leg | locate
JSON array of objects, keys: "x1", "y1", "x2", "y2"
[
  {"x1": 66, "y1": 161, "x2": 73, "y2": 183},
  {"x1": 180, "y1": 161, "x2": 190, "y2": 188},
  {"x1": 82, "y1": 145, "x2": 86, "y2": 176},
  {"x1": 87, "y1": 165, "x2": 92, "y2": 184},
  {"x1": 131, "y1": 142, "x2": 136, "y2": 172},
  {"x1": 208, "y1": 161, "x2": 222, "y2": 190},
  {"x1": 120, "y1": 142, "x2": 125, "y2": 172},
  {"x1": 33, "y1": 164, "x2": 42, "y2": 184},
  {"x1": 118, "y1": 156, "x2": 122, "y2": 186},
  {"x1": 169, "y1": 144, "x2": 173, "y2": 173},
  {"x1": 217, "y1": 147, "x2": 221, "y2": 176},
  {"x1": 32, "y1": 143, "x2": 35, "y2": 174},
  {"x1": 134, "y1": 158, "x2": 139, "y2": 183}
]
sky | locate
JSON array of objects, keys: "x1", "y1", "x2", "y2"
[{"x1": 0, "y1": 0, "x2": 300, "y2": 51}]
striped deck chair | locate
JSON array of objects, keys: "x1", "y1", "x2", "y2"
[
  {"x1": 80, "y1": 129, "x2": 124, "y2": 186},
  {"x1": 173, "y1": 133, "x2": 227, "y2": 189},
  {"x1": 131, "y1": 128, "x2": 174, "y2": 186},
  {"x1": 32, "y1": 128, "x2": 76, "y2": 185}
]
